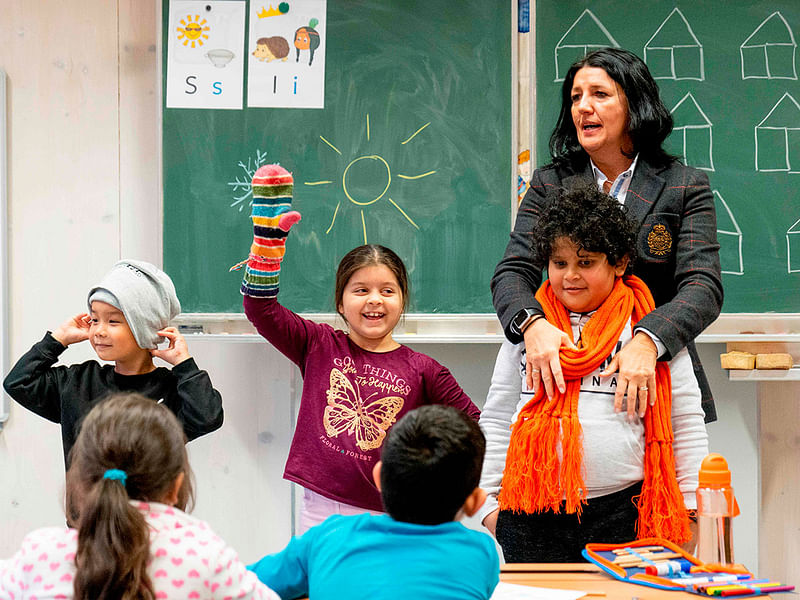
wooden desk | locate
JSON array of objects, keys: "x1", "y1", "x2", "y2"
[{"x1": 500, "y1": 564, "x2": 772, "y2": 600}]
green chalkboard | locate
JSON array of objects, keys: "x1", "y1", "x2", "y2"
[
  {"x1": 163, "y1": 0, "x2": 511, "y2": 314},
  {"x1": 536, "y1": 0, "x2": 800, "y2": 313}
]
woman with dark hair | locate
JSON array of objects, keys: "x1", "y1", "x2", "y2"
[
  {"x1": 491, "y1": 48, "x2": 721, "y2": 451},
  {"x1": 0, "y1": 393, "x2": 279, "y2": 600},
  {"x1": 549, "y1": 47, "x2": 675, "y2": 167}
]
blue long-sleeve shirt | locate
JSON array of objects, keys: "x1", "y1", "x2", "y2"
[{"x1": 248, "y1": 513, "x2": 499, "y2": 600}]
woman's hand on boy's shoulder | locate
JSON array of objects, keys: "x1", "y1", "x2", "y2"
[
  {"x1": 523, "y1": 318, "x2": 575, "y2": 399},
  {"x1": 52, "y1": 313, "x2": 91, "y2": 347},
  {"x1": 150, "y1": 327, "x2": 191, "y2": 366},
  {"x1": 600, "y1": 332, "x2": 658, "y2": 421}
]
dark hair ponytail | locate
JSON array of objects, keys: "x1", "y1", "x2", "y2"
[
  {"x1": 74, "y1": 478, "x2": 154, "y2": 599},
  {"x1": 66, "y1": 393, "x2": 194, "y2": 600}
]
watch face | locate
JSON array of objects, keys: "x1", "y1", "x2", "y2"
[{"x1": 513, "y1": 310, "x2": 533, "y2": 331}]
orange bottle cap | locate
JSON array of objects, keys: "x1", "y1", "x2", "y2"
[{"x1": 698, "y1": 453, "x2": 731, "y2": 488}]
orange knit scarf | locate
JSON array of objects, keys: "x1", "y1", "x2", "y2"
[{"x1": 498, "y1": 275, "x2": 690, "y2": 543}]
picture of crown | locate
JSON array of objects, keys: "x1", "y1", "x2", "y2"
[{"x1": 257, "y1": 3, "x2": 290, "y2": 19}]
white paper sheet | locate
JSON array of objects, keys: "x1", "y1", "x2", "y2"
[{"x1": 490, "y1": 581, "x2": 588, "y2": 600}]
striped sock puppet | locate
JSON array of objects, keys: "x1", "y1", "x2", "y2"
[{"x1": 240, "y1": 164, "x2": 301, "y2": 297}]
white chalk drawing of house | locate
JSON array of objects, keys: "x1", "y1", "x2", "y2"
[
  {"x1": 754, "y1": 93, "x2": 800, "y2": 173},
  {"x1": 669, "y1": 93, "x2": 714, "y2": 171},
  {"x1": 788, "y1": 217, "x2": 800, "y2": 272},
  {"x1": 714, "y1": 191, "x2": 743, "y2": 275},
  {"x1": 741, "y1": 12, "x2": 797, "y2": 80},
  {"x1": 644, "y1": 8, "x2": 704, "y2": 81},
  {"x1": 554, "y1": 10, "x2": 618, "y2": 81}
]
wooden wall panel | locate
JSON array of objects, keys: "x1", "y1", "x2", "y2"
[
  {"x1": 119, "y1": 0, "x2": 160, "y2": 263},
  {"x1": 759, "y1": 382, "x2": 800, "y2": 584},
  {"x1": 0, "y1": 0, "x2": 122, "y2": 546}
]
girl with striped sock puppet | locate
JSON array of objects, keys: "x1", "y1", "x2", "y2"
[{"x1": 236, "y1": 164, "x2": 479, "y2": 533}]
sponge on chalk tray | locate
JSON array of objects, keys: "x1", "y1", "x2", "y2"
[
  {"x1": 755, "y1": 353, "x2": 794, "y2": 370},
  {"x1": 720, "y1": 351, "x2": 755, "y2": 370}
]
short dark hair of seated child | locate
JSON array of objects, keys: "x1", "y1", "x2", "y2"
[
  {"x1": 379, "y1": 404, "x2": 486, "y2": 524},
  {"x1": 533, "y1": 183, "x2": 638, "y2": 273},
  {"x1": 247, "y1": 405, "x2": 499, "y2": 600}
]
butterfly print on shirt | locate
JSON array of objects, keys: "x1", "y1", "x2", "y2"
[{"x1": 323, "y1": 368, "x2": 404, "y2": 451}]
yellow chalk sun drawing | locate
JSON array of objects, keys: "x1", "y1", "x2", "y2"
[
  {"x1": 176, "y1": 14, "x2": 210, "y2": 48},
  {"x1": 305, "y1": 115, "x2": 436, "y2": 244}
]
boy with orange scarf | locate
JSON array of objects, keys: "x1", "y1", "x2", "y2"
[{"x1": 478, "y1": 184, "x2": 708, "y2": 562}]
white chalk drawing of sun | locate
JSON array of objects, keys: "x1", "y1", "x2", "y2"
[
  {"x1": 305, "y1": 115, "x2": 435, "y2": 243},
  {"x1": 176, "y1": 14, "x2": 210, "y2": 48}
]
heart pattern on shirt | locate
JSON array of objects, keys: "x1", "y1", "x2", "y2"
[{"x1": 3, "y1": 504, "x2": 277, "y2": 600}]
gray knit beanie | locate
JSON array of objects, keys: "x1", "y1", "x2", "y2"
[{"x1": 87, "y1": 260, "x2": 181, "y2": 349}]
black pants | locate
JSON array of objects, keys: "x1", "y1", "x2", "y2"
[{"x1": 496, "y1": 481, "x2": 643, "y2": 563}]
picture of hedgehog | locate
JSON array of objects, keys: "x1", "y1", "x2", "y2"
[
  {"x1": 252, "y1": 36, "x2": 290, "y2": 62},
  {"x1": 294, "y1": 18, "x2": 321, "y2": 66}
]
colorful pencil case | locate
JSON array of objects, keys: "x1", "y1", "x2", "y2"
[{"x1": 582, "y1": 537, "x2": 794, "y2": 596}]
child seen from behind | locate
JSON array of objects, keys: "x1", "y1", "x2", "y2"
[
  {"x1": 249, "y1": 405, "x2": 499, "y2": 600},
  {"x1": 0, "y1": 393, "x2": 277, "y2": 600},
  {"x1": 237, "y1": 164, "x2": 479, "y2": 533},
  {"x1": 479, "y1": 184, "x2": 709, "y2": 562}
]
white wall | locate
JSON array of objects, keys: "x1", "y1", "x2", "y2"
[
  {"x1": 0, "y1": 0, "x2": 773, "y2": 575},
  {"x1": 1, "y1": 0, "x2": 149, "y2": 547},
  {"x1": 697, "y1": 344, "x2": 759, "y2": 571}
]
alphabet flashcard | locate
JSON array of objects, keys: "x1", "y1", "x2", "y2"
[
  {"x1": 247, "y1": 1, "x2": 327, "y2": 109},
  {"x1": 167, "y1": 1, "x2": 246, "y2": 109}
]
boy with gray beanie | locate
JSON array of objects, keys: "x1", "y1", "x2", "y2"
[{"x1": 3, "y1": 260, "x2": 223, "y2": 466}]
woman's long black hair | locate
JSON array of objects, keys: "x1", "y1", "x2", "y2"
[{"x1": 549, "y1": 47, "x2": 675, "y2": 168}]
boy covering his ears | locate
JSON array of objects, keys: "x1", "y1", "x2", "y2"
[{"x1": 4, "y1": 260, "x2": 223, "y2": 466}]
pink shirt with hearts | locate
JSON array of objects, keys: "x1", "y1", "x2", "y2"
[{"x1": 0, "y1": 501, "x2": 279, "y2": 600}]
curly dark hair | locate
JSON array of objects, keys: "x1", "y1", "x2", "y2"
[
  {"x1": 550, "y1": 47, "x2": 675, "y2": 168},
  {"x1": 534, "y1": 183, "x2": 637, "y2": 270}
]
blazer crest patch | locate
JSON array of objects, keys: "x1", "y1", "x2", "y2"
[{"x1": 646, "y1": 222, "x2": 672, "y2": 257}]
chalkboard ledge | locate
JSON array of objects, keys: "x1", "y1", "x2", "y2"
[
  {"x1": 171, "y1": 312, "x2": 800, "y2": 345},
  {"x1": 712, "y1": 315, "x2": 800, "y2": 381},
  {"x1": 727, "y1": 369, "x2": 800, "y2": 382},
  {"x1": 172, "y1": 313, "x2": 505, "y2": 344},
  {"x1": 699, "y1": 314, "x2": 800, "y2": 343}
]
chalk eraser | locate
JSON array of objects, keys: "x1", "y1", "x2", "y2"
[
  {"x1": 720, "y1": 351, "x2": 755, "y2": 370},
  {"x1": 755, "y1": 353, "x2": 793, "y2": 370}
]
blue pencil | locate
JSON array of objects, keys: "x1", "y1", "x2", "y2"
[{"x1": 678, "y1": 574, "x2": 750, "y2": 586}]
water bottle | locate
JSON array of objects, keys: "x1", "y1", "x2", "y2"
[{"x1": 696, "y1": 453, "x2": 740, "y2": 565}]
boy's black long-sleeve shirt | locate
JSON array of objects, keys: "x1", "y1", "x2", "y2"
[{"x1": 3, "y1": 332, "x2": 224, "y2": 465}]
